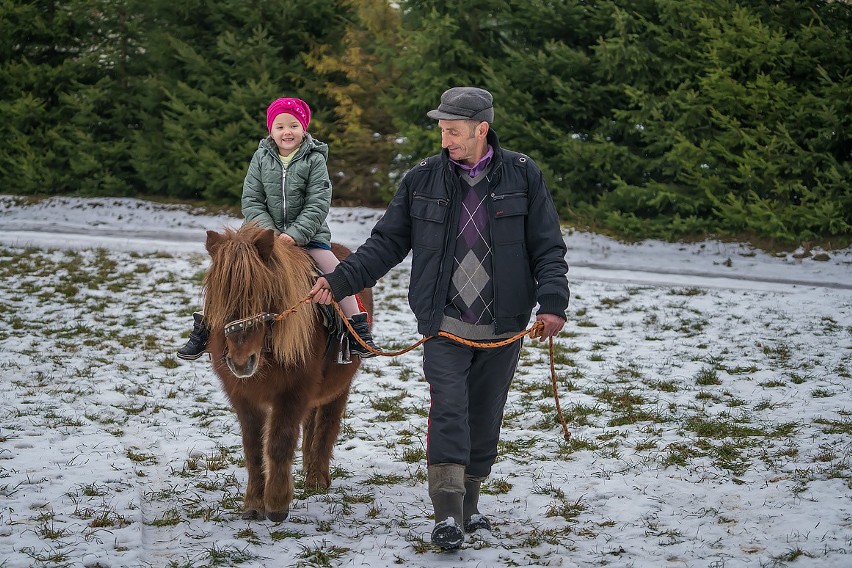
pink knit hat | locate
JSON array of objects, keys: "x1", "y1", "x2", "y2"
[{"x1": 266, "y1": 97, "x2": 311, "y2": 133}]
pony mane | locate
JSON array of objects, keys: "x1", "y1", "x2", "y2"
[{"x1": 203, "y1": 225, "x2": 319, "y2": 367}]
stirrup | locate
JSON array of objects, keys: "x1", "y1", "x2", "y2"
[{"x1": 336, "y1": 333, "x2": 352, "y2": 364}]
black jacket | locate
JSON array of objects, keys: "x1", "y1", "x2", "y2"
[{"x1": 326, "y1": 129, "x2": 570, "y2": 336}]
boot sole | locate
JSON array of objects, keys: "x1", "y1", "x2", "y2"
[
  {"x1": 432, "y1": 524, "x2": 464, "y2": 550},
  {"x1": 176, "y1": 351, "x2": 206, "y2": 361},
  {"x1": 352, "y1": 351, "x2": 377, "y2": 359},
  {"x1": 434, "y1": 536, "x2": 463, "y2": 550}
]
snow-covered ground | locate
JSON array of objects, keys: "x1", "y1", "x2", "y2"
[{"x1": 0, "y1": 195, "x2": 850, "y2": 568}]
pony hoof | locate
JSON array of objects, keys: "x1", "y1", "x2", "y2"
[
  {"x1": 242, "y1": 508, "x2": 266, "y2": 521},
  {"x1": 267, "y1": 509, "x2": 289, "y2": 523}
]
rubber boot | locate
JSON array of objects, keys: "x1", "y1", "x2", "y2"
[
  {"x1": 348, "y1": 313, "x2": 378, "y2": 359},
  {"x1": 463, "y1": 475, "x2": 491, "y2": 533},
  {"x1": 428, "y1": 463, "x2": 465, "y2": 550},
  {"x1": 177, "y1": 312, "x2": 209, "y2": 360}
]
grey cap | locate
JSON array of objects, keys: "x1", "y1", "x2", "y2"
[{"x1": 426, "y1": 87, "x2": 494, "y2": 123}]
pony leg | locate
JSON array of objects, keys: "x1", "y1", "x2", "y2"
[
  {"x1": 264, "y1": 396, "x2": 308, "y2": 522},
  {"x1": 301, "y1": 408, "x2": 318, "y2": 479},
  {"x1": 303, "y1": 391, "x2": 349, "y2": 491},
  {"x1": 232, "y1": 401, "x2": 267, "y2": 520}
]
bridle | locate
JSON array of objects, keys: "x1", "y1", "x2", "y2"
[
  {"x1": 223, "y1": 312, "x2": 283, "y2": 355},
  {"x1": 224, "y1": 312, "x2": 278, "y2": 337}
]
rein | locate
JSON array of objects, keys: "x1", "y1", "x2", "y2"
[{"x1": 224, "y1": 293, "x2": 571, "y2": 443}]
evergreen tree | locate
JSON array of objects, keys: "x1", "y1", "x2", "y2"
[
  {"x1": 133, "y1": 0, "x2": 350, "y2": 203},
  {"x1": 303, "y1": 0, "x2": 401, "y2": 204},
  {"x1": 0, "y1": 0, "x2": 140, "y2": 195},
  {"x1": 591, "y1": 0, "x2": 852, "y2": 241},
  {"x1": 390, "y1": 0, "x2": 514, "y2": 164}
]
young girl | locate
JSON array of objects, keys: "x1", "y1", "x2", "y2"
[{"x1": 177, "y1": 97, "x2": 378, "y2": 360}]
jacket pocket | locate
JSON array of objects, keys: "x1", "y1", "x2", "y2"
[
  {"x1": 491, "y1": 192, "x2": 527, "y2": 244},
  {"x1": 410, "y1": 194, "x2": 448, "y2": 249}
]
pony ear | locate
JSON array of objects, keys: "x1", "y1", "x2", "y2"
[
  {"x1": 206, "y1": 230, "x2": 224, "y2": 256},
  {"x1": 255, "y1": 228, "x2": 276, "y2": 261}
]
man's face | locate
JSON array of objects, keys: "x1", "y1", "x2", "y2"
[{"x1": 437, "y1": 119, "x2": 487, "y2": 165}]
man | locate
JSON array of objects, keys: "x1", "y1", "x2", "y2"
[{"x1": 309, "y1": 87, "x2": 570, "y2": 550}]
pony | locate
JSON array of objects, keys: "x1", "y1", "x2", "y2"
[{"x1": 202, "y1": 224, "x2": 372, "y2": 522}]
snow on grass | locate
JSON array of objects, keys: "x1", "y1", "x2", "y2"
[{"x1": 0, "y1": 197, "x2": 850, "y2": 567}]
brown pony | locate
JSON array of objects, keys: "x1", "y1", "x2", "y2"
[{"x1": 202, "y1": 224, "x2": 372, "y2": 522}]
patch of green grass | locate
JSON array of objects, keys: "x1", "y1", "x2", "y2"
[
  {"x1": 644, "y1": 379, "x2": 679, "y2": 392},
  {"x1": 670, "y1": 287, "x2": 705, "y2": 296},
  {"x1": 811, "y1": 388, "x2": 834, "y2": 398},
  {"x1": 761, "y1": 343, "x2": 791, "y2": 361},
  {"x1": 126, "y1": 448, "x2": 158, "y2": 464},
  {"x1": 483, "y1": 478, "x2": 512, "y2": 494},
  {"x1": 694, "y1": 366, "x2": 721, "y2": 386},
  {"x1": 546, "y1": 495, "x2": 587, "y2": 522},
  {"x1": 400, "y1": 447, "x2": 425, "y2": 464},
  {"x1": 608, "y1": 406, "x2": 668, "y2": 427},
  {"x1": 712, "y1": 441, "x2": 750, "y2": 475},
  {"x1": 270, "y1": 528, "x2": 307, "y2": 540},
  {"x1": 662, "y1": 442, "x2": 702, "y2": 468},
  {"x1": 772, "y1": 547, "x2": 815, "y2": 563},
  {"x1": 498, "y1": 436, "x2": 542, "y2": 456},
  {"x1": 148, "y1": 508, "x2": 182, "y2": 527},
  {"x1": 813, "y1": 417, "x2": 852, "y2": 435},
  {"x1": 600, "y1": 296, "x2": 630, "y2": 307},
  {"x1": 202, "y1": 543, "x2": 258, "y2": 566},
  {"x1": 363, "y1": 473, "x2": 405, "y2": 485},
  {"x1": 370, "y1": 393, "x2": 408, "y2": 421},
  {"x1": 686, "y1": 414, "x2": 797, "y2": 440},
  {"x1": 36, "y1": 517, "x2": 70, "y2": 539}
]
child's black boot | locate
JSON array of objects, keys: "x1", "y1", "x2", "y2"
[
  {"x1": 347, "y1": 313, "x2": 378, "y2": 359},
  {"x1": 177, "y1": 312, "x2": 209, "y2": 360}
]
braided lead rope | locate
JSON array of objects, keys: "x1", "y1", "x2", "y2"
[
  {"x1": 328, "y1": 297, "x2": 571, "y2": 442},
  {"x1": 547, "y1": 336, "x2": 571, "y2": 442},
  {"x1": 226, "y1": 292, "x2": 572, "y2": 442}
]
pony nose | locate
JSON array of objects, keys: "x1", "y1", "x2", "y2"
[{"x1": 227, "y1": 353, "x2": 258, "y2": 378}]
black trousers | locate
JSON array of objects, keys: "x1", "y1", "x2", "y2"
[{"x1": 423, "y1": 336, "x2": 523, "y2": 478}]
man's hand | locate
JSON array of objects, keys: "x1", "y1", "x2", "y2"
[
  {"x1": 308, "y1": 276, "x2": 334, "y2": 304},
  {"x1": 535, "y1": 313, "x2": 566, "y2": 341},
  {"x1": 278, "y1": 233, "x2": 296, "y2": 245}
]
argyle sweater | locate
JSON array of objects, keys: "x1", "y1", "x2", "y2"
[{"x1": 440, "y1": 164, "x2": 515, "y2": 340}]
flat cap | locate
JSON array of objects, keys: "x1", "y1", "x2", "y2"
[{"x1": 426, "y1": 87, "x2": 494, "y2": 123}]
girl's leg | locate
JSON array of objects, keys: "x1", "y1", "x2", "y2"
[
  {"x1": 306, "y1": 246, "x2": 377, "y2": 358},
  {"x1": 306, "y1": 248, "x2": 360, "y2": 316}
]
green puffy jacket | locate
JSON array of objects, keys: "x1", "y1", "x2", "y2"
[{"x1": 241, "y1": 134, "x2": 332, "y2": 247}]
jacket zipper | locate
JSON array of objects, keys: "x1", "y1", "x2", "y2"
[
  {"x1": 491, "y1": 191, "x2": 525, "y2": 200},
  {"x1": 281, "y1": 166, "x2": 287, "y2": 223},
  {"x1": 428, "y1": 172, "x2": 457, "y2": 333},
  {"x1": 412, "y1": 192, "x2": 449, "y2": 207},
  {"x1": 488, "y1": 173, "x2": 508, "y2": 334}
]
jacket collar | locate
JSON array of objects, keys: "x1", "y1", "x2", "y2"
[
  {"x1": 260, "y1": 133, "x2": 328, "y2": 161},
  {"x1": 441, "y1": 128, "x2": 502, "y2": 169}
]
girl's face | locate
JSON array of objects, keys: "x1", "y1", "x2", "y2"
[{"x1": 270, "y1": 112, "x2": 305, "y2": 154}]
